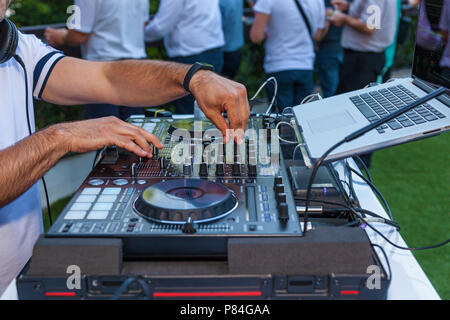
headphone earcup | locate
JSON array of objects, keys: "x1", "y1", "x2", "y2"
[{"x1": 0, "y1": 19, "x2": 19, "y2": 64}]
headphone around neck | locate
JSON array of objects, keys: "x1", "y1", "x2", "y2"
[{"x1": 0, "y1": 18, "x2": 18, "y2": 64}]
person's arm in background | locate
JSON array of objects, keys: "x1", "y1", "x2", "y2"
[
  {"x1": 43, "y1": 0, "x2": 95, "y2": 47},
  {"x1": 250, "y1": 12, "x2": 270, "y2": 43},
  {"x1": 315, "y1": 21, "x2": 331, "y2": 43},
  {"x1": 145, "y1": 0, "x2": 183, "y2": 42},
  {"x1": 329, "y1": 0, "x2": 379, "y2": 35},
  {"x1": 44, "y1": 29, "x2": 89, "y2": 47},
  {"x1": 314, "y1": 0, "x2": 329, "y2": 43}
]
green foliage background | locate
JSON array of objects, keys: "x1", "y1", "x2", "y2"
[{"x1": 9, "y1": 0, "x2": 163, "y2": 129}]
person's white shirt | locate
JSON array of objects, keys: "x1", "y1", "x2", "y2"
[
  {"x1": 73, "y1": 0, "x2": 149, "y2": 61},
  {"x1": 0, "y1": 32, "x2": 65, "y2": 296},
  {"x1": 253, "y1": 0, "x2": 326, "y2": 74},
  {"x1": 145, "y1": 0, "x2": 225, "y2": 58}
]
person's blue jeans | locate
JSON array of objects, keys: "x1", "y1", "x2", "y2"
[
  {"x1": 171, "y1": 48, "x2": 224, "y2": 114},
  {"x1": 316, "y1": 48, "x2": 343, "y2": 98},
  {"x1": 85, "y1": 104, "x2": 143, "y2": 121},
  {"x1": 266, "y1": 70, "x2": 314, "y2": 112}
]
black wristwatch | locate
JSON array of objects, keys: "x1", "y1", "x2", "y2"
[{"x1": 183, "y1": 62, "x2": 215, "y2": 94}]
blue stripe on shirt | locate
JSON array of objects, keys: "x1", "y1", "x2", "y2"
[{"x1": 33, "y1": 51, "x2": 64, "y2": 93}]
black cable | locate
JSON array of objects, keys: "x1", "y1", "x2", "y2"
[
  {"x1": 372, "y1": 244, "x2": 392, "y2": 290},
  {"x1": 351, "y1": 208, "x2": 449, "y2": 251},
  {"x1": 353, "y1": 207, "x2": 400, "y2": 230},
  {"x1": 343, "y1": 162, "x2": 359, "y2": 205},
  {"x1": 303, "y1": 140, "x2": 344, "y2": 233},
  {"x1": 354, "y1": 155, "x2": 373, "y2": 183},
  {"x1": 296, "y1": 197, "x2": 399, "y2": 229},
  {"x1": 41, "y1": 177, "x2": 53, "y2": 225},
  {"x1": 299, "y1": 197, "x2": 449, "y2": 250},
  {"x1": 303, "y1": 87, "x2": 447, "y2": 234},
  {"x1": 110, "y1": 277, "x2": 136, "y2": 300},
  {"x1": 14, "y1": 55, "x2": 53, "y2": 225},
  {"x1": 110, "y1": 276, "x2": 152, "y2": 300},
  {"x1": 340, "y1": 179, "x2": 358, "y2": 206},
  {"x1": 347, "y1": 165, "x2": 393, "y2": 221}
]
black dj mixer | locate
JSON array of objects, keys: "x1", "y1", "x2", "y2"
[
  {"x1": 18, "y1": 116, "x2": 390, "y2": 300},
  {"x1": 46, "y1": 117, "x2": 303, "y2": 258}
]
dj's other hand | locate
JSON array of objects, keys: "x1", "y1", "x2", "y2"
[
  {"x1": 189, "y1": 71, "x2": 250, "y2": 144},
  {"x1": 52, "y1": 117, "x2": 163, "y2": 158}
]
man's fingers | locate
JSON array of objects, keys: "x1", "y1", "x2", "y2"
[
  {"x1": 226, "y1": 104, "x2": 244, "y2": 144},
  {"x1": 115, "y1": 125, "x2": 154, "y2": 157},
  {"x1": 203, "y1": 107, "x2": 231, "y2": 143},
  {"x1": 114, "y1": 119, "x2": 163, "y2": 152},
  {"x1": 120, "y1": 120, "x2": 163, "y2": 149},
  {"x1": 224, "y1": 85, "x2": 249, "y2": 144},
  {"x1": 237, "y1": 85, "x2": 250, "y2": 132},
  {"x1": 114, "y1": 136, "x2": 148, "y2": 158},
  {"x1": 133, "y1": 125, "x2": 164, "y2": 149}
]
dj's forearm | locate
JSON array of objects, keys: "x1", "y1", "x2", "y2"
[
  {"x1": 42, "y1": 58, "x2": 190, "y2": 107},
  {"x1": 102, "y1": 60, "x2": 191, "y2": 107},
  {"x1": 0, "y1": 126, "x2": 67, "y2": 208}
]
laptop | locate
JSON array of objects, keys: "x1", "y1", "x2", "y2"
[{"x1": 293, "y1": 1, "x2": 450, "y2": 163}]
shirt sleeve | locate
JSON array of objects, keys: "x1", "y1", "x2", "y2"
[
  {"x1": 317, "y1": 0, "x2": 326, "y2": 29},
  {"x1": 19, "y1": 34, "x2": 66, "y2": 100},
  {"x1": 73, "y1": 0, "x2": 97, "y2": 34},
  {"x1": 145, "y1": 0, "x2": 184, "y2": 42},
  {"x1": 253, "y1": 0, "x2": 272, "y2": 15},
  {"x1": 358, "y1": 0, "x2": 386, "y2": 25}
]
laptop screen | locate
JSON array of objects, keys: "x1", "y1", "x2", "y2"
[{"x1": 413, "y1": 0, "x2": 450, "y2": 89}]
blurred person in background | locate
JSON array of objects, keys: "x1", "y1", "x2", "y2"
[
  {"x1": 331, "y1": 0, "x2": 398, "y2": 94},
  {"x1": 250, "y1": 0, "x2": 326, "y2": 111},
  {"x1": 145, "y1": 0, "x2": 225, "y2": 114},
  {"x1": 439, "y1": 0, "x2": 450, "y2": 81},
  {"x1": 379, "y1": 0, "x2": 402, "y2": 83},
  {"x1": 330, "y1": 0, "x2": 398, "y2": 167},
  {"x1": 44, "y1": 0, "x2": 149, "y2": 120},
  {"x1": 316, "y1": 0, "x2": 353, "y2": 98},
  {"x1": 220, "y1": 0, "x2": 245, "y2": 80}
]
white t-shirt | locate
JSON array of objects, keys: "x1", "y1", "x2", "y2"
[
  {"x1": 145, "y1": 0, "x2": 225, "y2": 58},
  {"x1": 341, "y1": 0, "x2": 398, "y2": 53},
  {"x1": 253, "y1": 0, "x2": 326, "y2": 73},
  {"x1": 0, "y1": 32, "x2": 65, "y2": 296},
  {"x1": 74, "y1": 0, "x2": 149, "y2": 61}
]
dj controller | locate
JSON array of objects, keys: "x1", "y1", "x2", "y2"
[
  {"x1": 19, "y1": 115, "x2": 390, "y2": 300},
  {"x1": 46, "y1": 116, "x2": 303, "y2": 258}
]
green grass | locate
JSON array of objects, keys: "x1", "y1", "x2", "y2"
[
  {"x1": 370, "y1": 132, "x2": 450, "y2": 299},
  {"x1": 42, "y1": 133, "x2": 449, "y2": 299},
  {"x1": 42, "y1": 195, "x2": 73, "y2": 232}
]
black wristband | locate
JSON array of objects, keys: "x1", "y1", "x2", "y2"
[{"x1": 183, "y1": 62, "x2": 215, "y2": 94}]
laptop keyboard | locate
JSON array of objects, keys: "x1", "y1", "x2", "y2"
[{"x1": 350, "y1": 85, "x2": 446, "y2": 134}]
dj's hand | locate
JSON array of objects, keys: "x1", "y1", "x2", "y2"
[
  {"x1": 189, "y1": 71, "x2": 250, "y2": 144},
  {"x1": 52, "y1": 117, "x2": 163, "y2": 158}
]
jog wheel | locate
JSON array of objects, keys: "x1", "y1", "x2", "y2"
[{"x1": 134, "y1": 179, "x2": 237, "y2": 224}]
